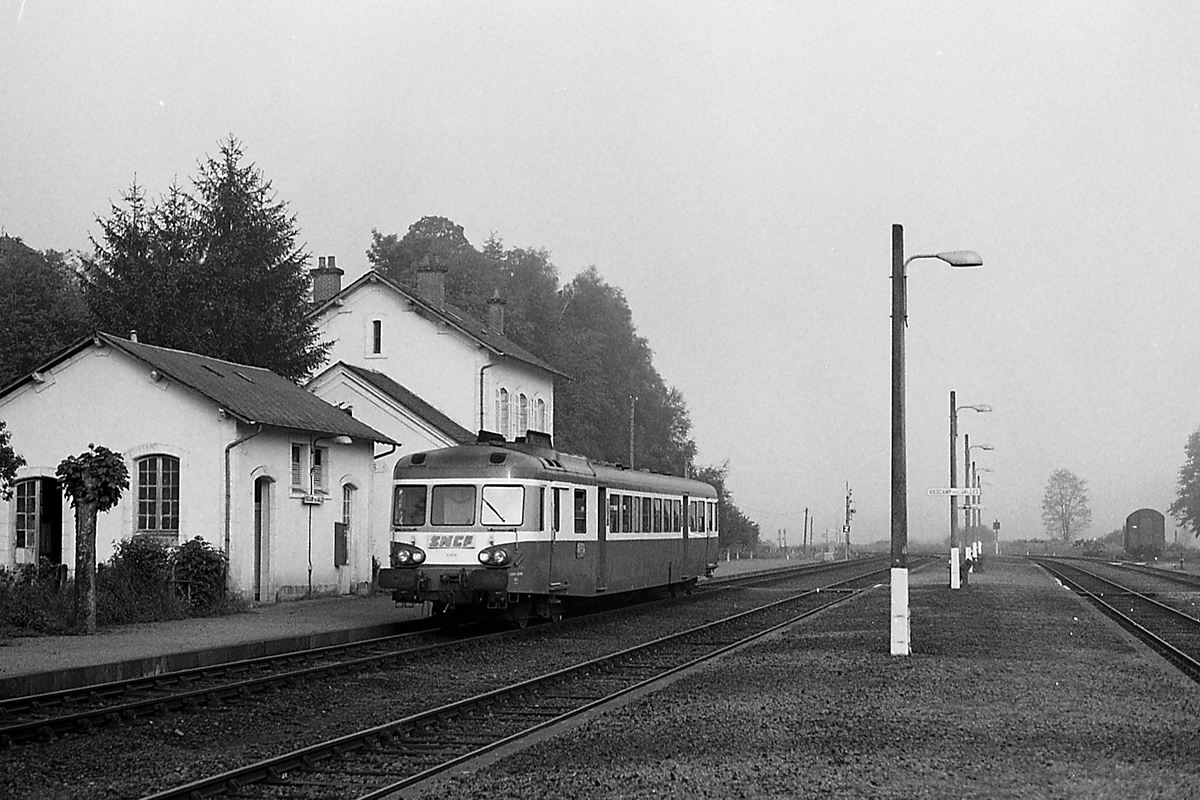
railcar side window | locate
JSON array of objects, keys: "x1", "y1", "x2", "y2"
[
  {"x1": 632, "y1": 497, "x2": 642, "y2": 533},
  {"x1": 608, "y1": 493, "x2": 620, "y2": 532},
  {"x1": 431, "y1": 485, "x2": 476, "y2": 526},
  {"x1": 620, "y1": 495, "x2": 632, "y2": 533},
  {"x1": 481, "y1": 485, "x2": 524, "y2": 526},
  {"x1": 574, "y1": 489, "x2": 588, "y2": 533},
  {"x1": 554, "y1": 488, "x2": 568, "y2": 532},
  {"x1": 641, "y1": 497, "x2": 652, "y2": 532},
  {"x1": 393, "y1": 485, "x2": 427, "y2": 527}
]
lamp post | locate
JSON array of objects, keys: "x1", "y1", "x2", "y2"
[
  {"x1": 890, "y1": 223, "x2": 982, "y2": 656},
  {"x1": 949, "y1": 392, "x2": 990, "y2": 589},
  {"x1": 962, "y1": 437, "x2": 993, "y2": 561}
]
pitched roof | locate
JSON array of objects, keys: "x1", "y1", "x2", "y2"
[
  {"x1": 1, "y1": 332, "x2": 395, "y2": 444},
  {"x1": 337, "y1": 363, "x2": 475, "y2": 445},
  {"x1": 310, "y1": 271, "x2": 570, "y2": 379}
]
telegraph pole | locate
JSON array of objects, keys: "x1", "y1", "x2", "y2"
[
  {"x1": 628, "y1": 395, "x2": 636, "y2": 468},
  {"x1": 844, "y1": 482, "x2": 855, "y2": 560},
  {"x1": 803, "y1": 507, "x2": 809, "y2": 554}
]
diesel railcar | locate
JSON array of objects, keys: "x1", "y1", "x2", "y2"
[
  {"x1": 377, "y1": 432, "x2": 719, "y2": 626},
  {"x1": 1123, "y1": 508, "x2": 1166, "y2": 560}
]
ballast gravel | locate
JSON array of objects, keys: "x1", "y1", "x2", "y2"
[{"x1": 414, "y1": 559, "x2": 1200, "y2": 800}]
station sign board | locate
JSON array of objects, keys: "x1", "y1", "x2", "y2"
[{"x1": 927, "y1": 487, "x2": 981, "y2": 497}]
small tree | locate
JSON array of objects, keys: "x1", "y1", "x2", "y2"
[
  {"x1": 1169, "y1": 429, "x2": 1200, "y2": 539},
  {"x1": 56, "y1": 444, "x2": 129, "y2": 634},
  {"x1": 1041, "y1": 468, "x2": 1092, "y2": 542},
  {"x1": 0, "y1": 420, "x2": 25, "y2": 501}
]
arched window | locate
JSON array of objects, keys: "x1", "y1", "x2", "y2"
[
  {"x1": 497, "y1": 388, "x2": 510, "y2": 438},
  {"x1": 371, "y1": 320, "x2": 382, "y2": 354},
  {"x1": 137, "y1": 455, "x2": 180, "y2": 534},
  {"x1": 518, "y1": 393, "x2": 529, "y2": 436},
  {"x1": 536, "y1": 398, "x2": 547, "y2": 431}
]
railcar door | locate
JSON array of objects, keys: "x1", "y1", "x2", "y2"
[
  {"x1": 682, "y1": 495, "x2": 690, "y2": 568},
  {"x1": 548, "y1": 485, "x2": 593, "y2": 593},
  {"x1": 596, "y1": 487, "x2": 608, "y2": 592}
]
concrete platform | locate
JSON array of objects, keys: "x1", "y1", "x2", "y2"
[
  {"x1": 410, "y1": 557, "x2": 1200, "y2": 799},
  {"x1": 0, "y1": 555, "x2": 803, "y2": 699}
]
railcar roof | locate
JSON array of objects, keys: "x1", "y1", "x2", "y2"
[{"x1": 394, "y1": 442, "x2": 717, "y2": 498}]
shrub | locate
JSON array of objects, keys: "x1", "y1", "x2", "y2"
[
  {"x1": 0, "y1": 560, "x2": 73, "y2": 637},
  {"x1": 172, "y1": 537, "x2": 229, "y2": 615},
  {"x1": 97, "y1": 536, "x2": 186, "y2": 625}
]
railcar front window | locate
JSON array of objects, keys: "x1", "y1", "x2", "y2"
[
  {"x1": 431, "y1": 485, "x2": 477, "y2": 526},
  {"x1": 393, "y1": 485, "x2": 428, "y2": 527},
  {"x1": 482, "y1": 485, "x2": 524, "y2": 526}
]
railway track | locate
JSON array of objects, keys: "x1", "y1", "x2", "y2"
[
  {"x1": 1033, "y1": 558, "x2": 1200, "y2": 683},
  {"x1": 143, "y1": 562, "x2": 894, "y2": 800},
  {"x1": 0, "y1": 558, "x2": 878, "y2": 749}
]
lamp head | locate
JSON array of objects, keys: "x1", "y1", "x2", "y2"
[{"x1": 937, "y1": 250, "x2": 984, "y2": 268}]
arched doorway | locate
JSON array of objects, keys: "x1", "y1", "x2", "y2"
[{"x1": 253, "y1": 476, "x2": 273, "y2": 602}]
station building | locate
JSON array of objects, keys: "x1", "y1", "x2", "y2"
[
  {"x1": 0, "y1": 332, "x2": 393, "y2": 601},
  {"x1": 1, "y1": 258, "x2": 567, "y2": 603}
]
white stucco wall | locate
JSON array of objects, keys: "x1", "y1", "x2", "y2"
[
  {"x1": 314, "y1": 279, "x2": 555, "y2": 436},
  {"x1": 0, "y1": 344, "x2": 228, "y2": 571},
  {"x1": 229, "y1": 427, "x2": 376, "y2": 600},
  {"x1": 307, "y1": 365, "x2": 465, "y2": 573}
]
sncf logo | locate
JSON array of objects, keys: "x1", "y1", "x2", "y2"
[{"x1": 427, "y1": 534, "x2": 475, "y2": 549}]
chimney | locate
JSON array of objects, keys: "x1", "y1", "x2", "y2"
[
  {"x1": 310, "y1": 254, "x2": 344, "y2": 305},
  {"x1": 487, "y1": 290, "x2": 506, "y2": 334},
  {"x1": 416, "y1": 253, "x2": 448, "y2": 308}
]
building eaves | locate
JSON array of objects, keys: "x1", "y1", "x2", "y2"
[
  {"x1": 338, "y1": 363, "x2": 475, "y2": 445},
  {"x1": 309, "y1": 270, "x2": 571, "y2": 380},
  {"x1": 0, "y1": 332, "x2": 396, "y2": 445}
]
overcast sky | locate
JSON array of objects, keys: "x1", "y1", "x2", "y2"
[{"x1": 4, "y1": 2, "x2": 1199, "y2": 549}]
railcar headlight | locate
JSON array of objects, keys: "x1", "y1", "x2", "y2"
[
  {"x1": 390, "y1": 543, "x2": 426, "y2": 567},
  {"x1": 478, "y1": 546, "x2": 512, "y2": 567}
]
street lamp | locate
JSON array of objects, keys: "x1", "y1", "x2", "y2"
[
  {"x1": 949, "y1": 392, "x2": 991, "y2": 590},
  {"x1": 891, "y1": 224, "x2": 982, "y2": 656},
  {"x1": 962, "y1": 437, "x2": 993, "y2": 561}
]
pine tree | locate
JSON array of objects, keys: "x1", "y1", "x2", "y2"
[{"x1": 84, "y1": 138, "x2": 328, "y2": 381}]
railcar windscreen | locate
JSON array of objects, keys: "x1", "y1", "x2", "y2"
[
  {"x1": 393, "y1": 485, "x2": 427, "y2": 527},
  {"x1": 431, "y1": 485, "x2": 477, "y2": 526},
  {"x1": 481, "y1": 485, "x2": 524, "y2": 526}
]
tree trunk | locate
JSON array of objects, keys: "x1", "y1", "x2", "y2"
[{"x1": 74, "y1": 500, "x2": 98, "y2": 634}]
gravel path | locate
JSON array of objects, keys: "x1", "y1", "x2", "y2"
[{"x1": 414, "y1": 558, "x2": 1200, "y2": 799}]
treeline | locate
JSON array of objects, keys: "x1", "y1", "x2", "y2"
[{"x1": 0, "y1": 137, "x2": 761, "y2": 552}]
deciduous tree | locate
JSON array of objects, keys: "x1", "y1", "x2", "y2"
[
  {"x1": 56, "y1": 444, "x2": 129, "y2": 634},
  {"x1": 692, "y1": 462, "x2": 761, "y2": 551},
  {"x1": 1041, "y1": 468, "x2": 1091, "y2": 542},
  {"x1": 0, "y1": 236, "x2": 93, "y2": 386},
  {"x1": 0, "y1": 419, "x2": 25, "y2": 500},
  {"x1": 1169, "y1": 429, "x2": 1200, "y2": 538}
]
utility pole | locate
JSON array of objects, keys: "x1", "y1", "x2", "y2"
[
  {"x1": 628, "y1": 395, "x2": 636, "y2": 469},
  {"x1": 844, "y1": 482, "x2": 855, "y2": 560},
  {"x1": 803, "y1": 507, "x2": 809, "y2": 554}
]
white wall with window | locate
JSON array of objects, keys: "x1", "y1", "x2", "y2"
[
  {"x1": 314, "y1": 276, "x2": 556, "y2": 438},
  {"x1": 0, "y1": 341, "x2": 382, "y2": 601},
  {"x1": 492, "y1": 385, "x2": 552, "y2": 440}
]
